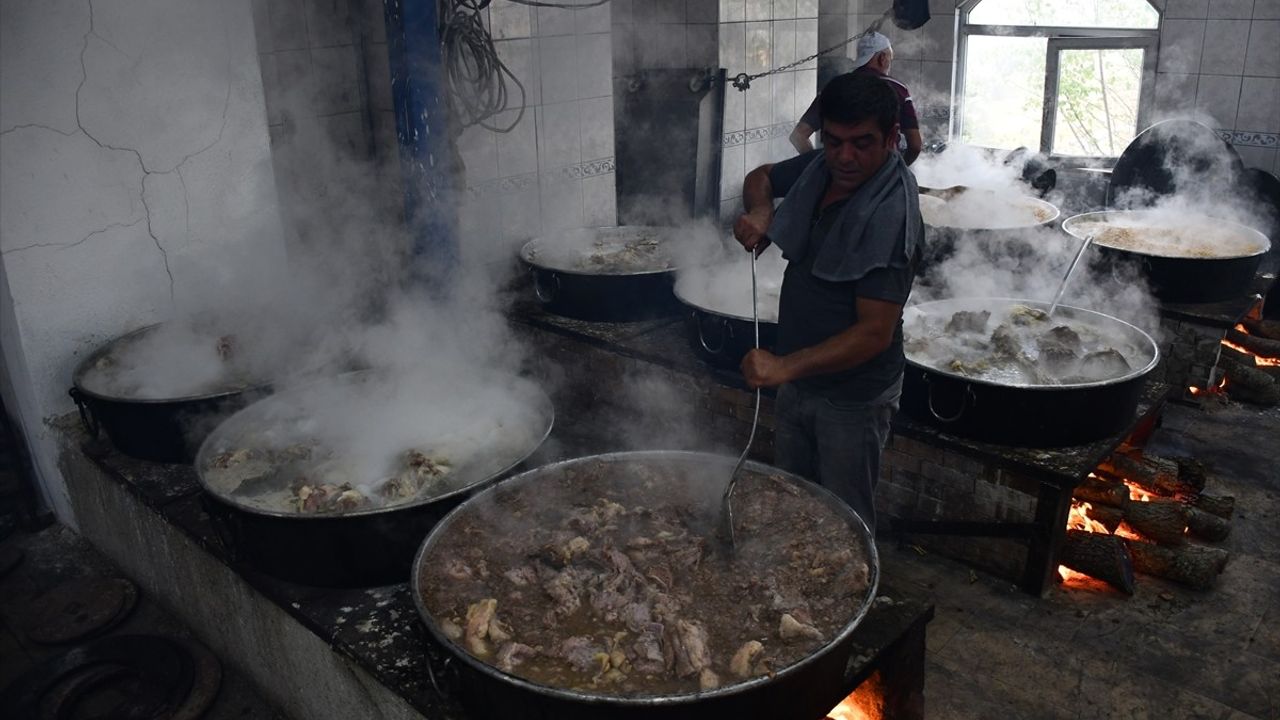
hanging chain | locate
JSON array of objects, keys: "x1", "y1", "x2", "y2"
[{"x1": 729, "y1": 9, "x2": 890, "y2": 92}]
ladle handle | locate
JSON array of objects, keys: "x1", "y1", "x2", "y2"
[{"x1": 1049, "y1": 234, "x2": 1094, "y2": 316}]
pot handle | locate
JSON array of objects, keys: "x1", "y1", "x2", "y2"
[
  {"x1": 924, "y1": 375, "x2": 975, "y2": 424},
  {"x1": 533, "y1": 270, "x2": 561, "y2": 304},
  {"x1": 426, "y1": 655, "x2": 460, "y2": 701},
  {"x1": 68, "y1": 387, "x2": 101, "y2": 438},
  {"x1": 697, "y1": 313, "x2": 730, "y2": 355}
]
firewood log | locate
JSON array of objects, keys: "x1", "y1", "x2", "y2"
[
  {"x1": 1243, "y1": 317, "x2": 1280, "y2": 341},
  {"x1": 1227, "y1": 327, "x2": 1280, "y2": 358},
  {"x1": 1123, "y1": 539, "x2": 1228, "y2": 590},
  {"x1": 1193, "y1": 493, "x2": 1235, "y2": 519},
  {"x1": 1186, "y1": 506, "x2": 1231, "y2": 542},
  {"x1": 1096, "y1": 454, "x2": 1195, "y2": 497},
  {"x1": 1087, "y1": 504, "x2": 1126, "y2": 534},
  {"x1": 1061, "y1": 530, "x2": 1135, "y2": 595},
  {"x1": 1073, "y1": 476, "x2": 1128, "y2": 507},
  {"x1": 1122, "y1": 498, "x2": 1188, "y2": 545},
  {"x1": 1219, "y1": 355, "x2": 1280, "y2": 406},
  {"x1": 1172, "y1": 457, "x2": 1209, "y2": 492}
]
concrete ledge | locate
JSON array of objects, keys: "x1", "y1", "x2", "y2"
[{"x1": 57, "y1": 427, "x2": 439, "y2": 720}]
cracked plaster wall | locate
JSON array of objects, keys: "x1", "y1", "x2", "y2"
[{"x1": 0, "y1": 0, "x2": 288, "y2": 522}]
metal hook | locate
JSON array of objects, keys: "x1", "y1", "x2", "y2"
[{"x1": 731, "y1": 73, "x2": 752, "y2": 92}]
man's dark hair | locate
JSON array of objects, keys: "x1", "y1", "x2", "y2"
[{"x1": 818, "y1": 72, "x2": 900, "y2": 138}]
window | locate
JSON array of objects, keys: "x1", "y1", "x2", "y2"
[{"x1": 956, "y1": 0, "x2": 1159, "y2": 160}]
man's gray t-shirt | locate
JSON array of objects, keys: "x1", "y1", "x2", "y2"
[{"x1": 768, "y1": 150, "x2": 915, "y2": 402}]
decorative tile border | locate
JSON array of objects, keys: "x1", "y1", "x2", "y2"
[
  {"x1": 723, "y1": 122, "x2": 793, "y2": 147},
  {"x1": 465, "y1": 157, "x2": 614, "y2": 198},
  {"x1": 1216, "y1": 130, "x2": 1279, "y2": 148}
]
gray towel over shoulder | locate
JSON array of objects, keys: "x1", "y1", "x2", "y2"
[{"x1": 768, "y1": 151, "x2": 923, "y2": 282}]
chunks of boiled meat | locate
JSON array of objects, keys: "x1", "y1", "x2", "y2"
[
  {"x1": 1009, "y1": 304, "x2": 1049, "y2": 325},
  {"x1": 1038, "y1": 325, "x2": 1082, "y2": 355},
  {"x1": 990, "y1": 324, "x2": 1021, "y2": 359},
  {"x1": 699, "y1": 668, "x2": 721, "y2": 691},
  {"x1": 503, "y1": 565, "x2": 537, "y2": 587},
  {"x1": 464, "y1": 598, "x2": 499, "y2": 656},
  {"x1": 1078, "y1": 348, "x2": 1132, "y2": 380},
  {"x1": 541, "y1": 566, "x2": 587, "y2": 617},
  {"x1": 778, "y1": 613, "x2": 823, "y2": 642},
  {"x1": 668, "y1": 620, "x2": 714, "y2": 678},
  {"x1": 729, "y1": 640, "x2": 765, "y2": 678},
  {"x1": 559, "y1": 636, "x2": 606, "y2": 674},
  {"x1": 631, "y1": 624, "x2": 667, "y2": 674},
  {"x1": 946, "y1": 310, "x2": 990, "y2": 334},
  {"x1": 496, "y1": 642, "x2": 537, "y2": 672}
]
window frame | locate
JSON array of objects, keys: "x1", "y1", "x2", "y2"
[{"x1": 953, "y1": 0, "x2": 1162, "y2": 162}]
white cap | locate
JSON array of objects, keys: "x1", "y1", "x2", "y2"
[{"x1": 852, "y1": 31, "x2": 892, "y2": 69}]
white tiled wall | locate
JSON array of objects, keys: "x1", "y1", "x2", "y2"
[
  {"x1": 453, "y1": 1, "x2": 617, "y2": 267},
  {"x1": 1153, "y1": 0, "x2": 1280, "y2": 174},
  {"x1": 252, "y1": 0, "x2": 402, "y2": 252},
  {"x1": 719, "y1": 0, "x2": 820, "y2": 220}
]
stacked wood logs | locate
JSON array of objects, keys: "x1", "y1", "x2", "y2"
[
  {"x1": 1059, "y1": 446, "x2": 1232, "y2": 593},
  {"x1": 1218, "y1": 320, "x2": 1280, "y2": 405}
]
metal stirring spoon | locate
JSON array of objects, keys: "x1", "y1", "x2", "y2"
[
  {"x1": 1049, "y1": 234, "x2": 1094, "y2": 316},
  {"x1": 720, "y1": 248, "x2": 762, "y2": 554}
]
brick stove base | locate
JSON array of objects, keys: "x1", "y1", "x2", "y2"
[{"x1": 1156, "y1": 291, "x2": 1263, "y2": 402}]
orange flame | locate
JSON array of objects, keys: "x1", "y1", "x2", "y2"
[
  {"x1": 1222, "y1": 339, "x2": 1280, "y2": 367},
  {"x1": 1123, "y1": 480, "x2": 1152, "y2": 502},
  {"x1": 1067, "y1": 501, "x2": 1109, "y2": 533},
  {"x1": 826, "y1": 670, "x2": 885, "y2": 719}
]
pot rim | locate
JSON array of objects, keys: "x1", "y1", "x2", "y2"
[
  {"x1": 519, "y1": 225, "x2": 681, "y2": 277},
  {"x1": 192, "y1": 370, "x2": 555, "y2": 520},
  {"x1": 410, "y1": 449, "x2": 881, "y2": 707},
  {"x1": 1061, "y1": 210, "x2": 1272, "y2": 260},
  {"x1": 903, "y1": 297, "x2": 1161, "y2": 390},
  {"x1": 672, "y1": 274, "x2": 781, "y2": 325},
  {"x1": 71, "y1": 323, "x2": 270, "y2": 405},
  {"x1": 920, "y1": 192, "x2": 1061, "y2": 231}
]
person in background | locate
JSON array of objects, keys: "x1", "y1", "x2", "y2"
[
  {"x1": 789, "y1": 31, "x2": 923, "y2": 166},
  {"x1": 733, "y1": 72, "x2": 923, "y2": 534}
]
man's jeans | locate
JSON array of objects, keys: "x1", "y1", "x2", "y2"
[{"x1": 773, "y1": 377, "x2": 901, "y2": 534}]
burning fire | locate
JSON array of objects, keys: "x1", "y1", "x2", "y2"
[
  {"x1": 1188, "y1": 375, "x2": 1228, "y2": 397},
  {"x1": 826, "y1": 670, "x2": 885, "y2": 719},
  {"x1": 1224, "y1": 324, "x2": 1280, "y2": 367},
  {"x1": 1066, "y1": 500, "x2": 1108, "y2": 533}
]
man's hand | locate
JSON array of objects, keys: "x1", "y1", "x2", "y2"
[
  {"x1": 733, "y1": 211, "x2": 773, "y2": 253},
  {"x1": 741, "y1": 349, "x2": 790, "y2": 388}
]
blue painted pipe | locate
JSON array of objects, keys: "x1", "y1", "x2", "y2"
[{"x1": 383, "y1": 0, "x2": 458, "y2": 289}]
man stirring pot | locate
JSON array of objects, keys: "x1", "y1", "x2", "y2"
[{"x1": 733, "y1": 73, "x2": 924, "y2": 533}]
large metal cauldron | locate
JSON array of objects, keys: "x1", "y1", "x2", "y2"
[
  {"x1": 195, "y1": 370, "x2": 554, "y2": 587},
  {"x1": 901, "y1": 298, "x2": 1159, "y2": 447},
  {"x1": 520, "y1": 226, "x2": 681, "y2": 321},
  {"x1": 672, "y1": 253, "x2": 783, "y2": 369},
  {"x1": 70, "y1": 324, "x2": 269, "y2": 464},
  {"x1": 1062, "y1": 210, "x2": 1271, "y2": 304},
  {"x1": 918, "y1": 188, "x2": 1061, "y2": 277},
  {"x1": 411, "y1": 451, "x2": 880, "y2": 720}
]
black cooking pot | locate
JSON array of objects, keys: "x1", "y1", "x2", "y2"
[
  {"x1": 520, "y1": 226, "x2": 682, "y2": 322},
  {"x1": 70, "y1": 324, "x2": 269, "y2": 464},
  {"x1": 901, "y1": 298, "x2": 1160, "y2": 447},
  {"x1": 411, "y1": 451, "x2": 880, "y2": 720},
  {"x1": 917, "y1": 190, "x2": 1060, "y2": 280},
  {"x1": 194, "y1": 371, "x2": 554, "y2": 587},
  {"x1": 1062, "y1": 211, "x2": 1272, "y2": 304},
  {"x1": 672, "y1": 262, "x2": 780, "y2": 370}
]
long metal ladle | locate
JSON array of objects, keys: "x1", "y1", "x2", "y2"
[
  {"x1": 719, "y1": 248, "x2": 762, "y2": 554},
  {"x1": 1049, "y1": 234, "x2": 1094, "y2": 316}
]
